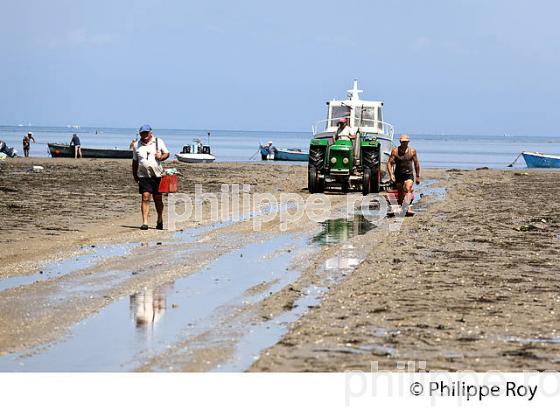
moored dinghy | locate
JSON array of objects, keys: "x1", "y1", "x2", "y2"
[
  {"x1": 176, "y1": 138, "x2": 216, "y2": 163},
  {"x1": 521, "y1": 151, "x2": 560, "y2": 168},
  {"x1": 259, "y1": 142, "x2": 309, "y2": 161}
]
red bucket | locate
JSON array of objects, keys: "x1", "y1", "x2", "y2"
[{"x1": 159, "y1": 174, "x2": 178, "y2": 193}]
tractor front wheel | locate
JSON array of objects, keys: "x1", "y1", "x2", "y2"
[
  {"x1": 308, "y1": 165, "x2": 324, "y2": 193},
  {"x1": 362, "y1": 164, "x2": 380, "y2": 195}
]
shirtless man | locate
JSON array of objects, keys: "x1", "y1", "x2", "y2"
[
  {"x1": 22, "y1": 132, "x2": 35, "y2": 157},
  {"x1": 387, "y1": 134, "x2": 421, "y2": 216}
]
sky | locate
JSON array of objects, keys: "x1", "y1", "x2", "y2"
[{"x1": 1, "y1": 0, "x2": 559, "y2": 135}]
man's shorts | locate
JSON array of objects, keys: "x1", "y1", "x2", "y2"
[
  {"x1": 395, "y1": 173, "x2": 414, "y2": 183},
  {"x1": 138, "y1": 177, "x2": 161, "y2": 195}
]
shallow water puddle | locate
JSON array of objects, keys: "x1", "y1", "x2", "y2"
[
  {"x1": 0, "y1": 243, "x2": 138, "y2": 293},
  {"x1": 504, "y1": 336, "x2": 560, "y2": 345},
  {"x1": 0, "y1": 234, "x2": 308, "y2": 371},
  {"x1": 218, "y1": 241, "x2": 371, "y2": 371},
  {"x1": 312, "y1": 214, "x2": 377, "y2": 245}
]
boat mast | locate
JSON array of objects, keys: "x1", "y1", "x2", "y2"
[{"x1": 347, "y1": 79, "x2": 363, "y2": 103}]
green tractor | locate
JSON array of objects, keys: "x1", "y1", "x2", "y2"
[
  {"x1": 307, "y1": 80, "x2": 394, "y2": 195},
  {"x1": 308, "y1": 134, "x2": 381, "y2": 195}
]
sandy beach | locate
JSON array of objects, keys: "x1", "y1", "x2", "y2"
[{"x1": 0, "y1": 159, "x2": 559, "y2": 371}]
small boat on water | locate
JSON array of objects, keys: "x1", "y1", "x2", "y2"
[
  {"x1": 48, "y1": 143, "x2": 133, "y2": 159},
  {"x1": 175, "y1": 139, "x2": 215, "y2": 163},
  {"x1": 522, "y1": 151, "x2": 560, "y2": 168},
  {"x1": 259, "y1": 143, "x2": 309, "y2": 162}
]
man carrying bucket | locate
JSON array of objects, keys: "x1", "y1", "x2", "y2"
[
  {"x1": 387, "y1": 134, "x2": 421, "y2": 216},
  {"x1": 132, "y1": 124, "x2": 170, "y2": 230}
]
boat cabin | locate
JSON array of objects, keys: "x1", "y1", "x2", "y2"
[
  {"x1": 182, "y1": 139, "x2": 211, "y2": 155},
  {"x1": 312, "y1": 80, "x2": 393, "y2": 141}
]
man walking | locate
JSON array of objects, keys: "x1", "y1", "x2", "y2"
[
  {"x1": 387, "y1": 134, "x2": 421, "y2": 216},
  {"x1": 132, "y1": 124, "x2": 170, "y2": 230},
  {"x1": 22, "y1": 132, "x2": 35, "y2": 157}
]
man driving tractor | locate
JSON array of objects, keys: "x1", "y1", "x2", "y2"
[
  {"x1": 334, "y1": 118, "x2": 353, "y2": 140},
  {"x1": 387, "y1": 134, "x2": 421, "y2": 216},
  {"x1": 334, "y1": 117, "x2": 361, "y2": 165}
]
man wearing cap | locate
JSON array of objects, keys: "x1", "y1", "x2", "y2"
[
  {"x1": 334, "y1": 118, "x2": 353, "y2": 141},
  {"x1": 22, "y1": 132, "x2": 35, "y2": 157},
  {"x1": 132, "y1": 124, "x2": 170, "y2": 230},
  {"x1": 387, "y1": 134, "x2": 421, "y2": 216}
]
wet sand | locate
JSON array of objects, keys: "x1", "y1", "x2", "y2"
[
  {"x1": 0, "y1": 158, "x2": 304, "y2": 278},
  {"x1": 1, "y1": 158, "x2": 559, "y2": 371},
  {"x1": 252, "y1": 169, "x2": 560, "y2": 371}
]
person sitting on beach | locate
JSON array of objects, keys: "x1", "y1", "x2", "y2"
[
  {"x1": 70, "y1": 133, "x2": 82, "y2": 159},
  {"x1": 22, "y1": 132, "x2": 35, "y2": 157},
  {"x1": 132, "y1": 124, "x2": 170, "y2": 230},
  {"x1": 387, "y1": 134, "x2": 421, "y2": 216}
]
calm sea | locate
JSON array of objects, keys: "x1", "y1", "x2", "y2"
[{"x1": 1, "y1": 125, "x2": 559, "y2": 169}]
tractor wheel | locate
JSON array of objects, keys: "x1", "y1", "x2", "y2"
[
  {"x1": 362, "y1": 146, "x2": 381, "y2": 195},
  {"x1": 308, "y1": 165, "x2": 323, "y2": 193},
  {"x1": 362, "y1": 165, "x2": 380, "y2": 195},
  {"x1": 371, "y1": 161, "x2": 380, "y2": 193},
  {"x1": 362, "y1": 167, "x2": 372, "y2": 196}
]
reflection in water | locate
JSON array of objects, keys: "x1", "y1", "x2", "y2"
[
  {"x1": 324, "y1": 243, "x2": 362, "y2": 275},
  {"x1": 312, "y1": 214, "x2": 376, "y2": 245},
  {"x1": 129, "y1": 285, "x2": 171, "y2": 333}
]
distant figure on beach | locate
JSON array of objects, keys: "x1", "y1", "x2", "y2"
[
  {"x1": 70, "y1": 133, "x2": 82, "y2": 159},
  {"x1": 132, "y1": 124, "x2": 170, "y2": 230},
  {"x1": 22, "y1": 132, "x2": 35, "y2": 157},
  {"x1": 387, "y1": 134, "x2": 421, "y2": 216}
]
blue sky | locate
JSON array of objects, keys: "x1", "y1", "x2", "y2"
[{"x1": 1, "y1": 0, "x2": 559, "y2": 135}]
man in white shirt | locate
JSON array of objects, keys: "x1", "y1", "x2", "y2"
[
  {"x1": 132, "y1": 124, "x2": 170, "y2": 230},
  {"x1": 334, "y1": 118, "x2": 353, "y2": 141}
]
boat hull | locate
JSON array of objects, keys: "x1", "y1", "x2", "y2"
[
  {"x1": 274, "y1": 150, "x2": 309, "y2": 161},
  {"x1": 260, "y1": 146, "x2": 309, "y2": 161},
  {"x1": 175, "y1": 153, "x2": 216, "y2": 163},
  {"x1": 48, "y1": 143, "x2": 132, "y2": 159},
  {"x1": 522, "y1": 152, "x2": 560, "y2": 168}
]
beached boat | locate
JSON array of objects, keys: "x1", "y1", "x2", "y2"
[
  {"x1": 175, "y1": 139, "x2": 215, "y2": 163},
  {"x1": 522, "y1": 151, "x2": 560, "y2": 168},
  {"x1": 0, "y1": 140, "x2": 17, "y2": 158},
  {"x1": 259, "y1": 143, "x2": 309, "y2": 161},
  {"x1": 48, "y1": 143, "x2": 133, "y2": 159}
]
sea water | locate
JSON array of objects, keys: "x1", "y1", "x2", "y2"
[{"x1": 1, "y1": 125, "x2": 559, "y2": 169}]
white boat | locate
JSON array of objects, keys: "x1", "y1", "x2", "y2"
[{"x1": 176, "y1": 139, "x2": 216, "y2": 163}]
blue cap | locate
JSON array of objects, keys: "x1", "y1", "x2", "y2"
[{"x1": 138, "y1": 124, "x2": 152, "y2": 133}]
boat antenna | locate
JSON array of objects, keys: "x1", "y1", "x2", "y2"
[{"x1": 207, "y1": 130, "x2": 211, "y2": 146}]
